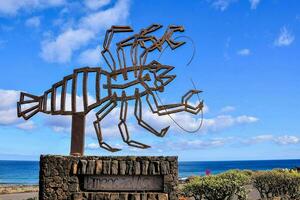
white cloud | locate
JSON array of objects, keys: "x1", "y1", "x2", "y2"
[
  {"x1": 154, "y1": 134, "x2": 300, "y2": 152},
  {"x1": 84, "y1": 0, "x2": 111, "y2": 10},
  {"x1": 0, "y1": 89, "x2": 35, "y2": 130},
  {"x1": 178, "y1": 138, "x2": 230, "y2": 149},
  {"x1": 44, "y1": 101, "x2": 243, "y2": 142},
  {"x1": 236, "y1": 115, "x2": 258, "y2": 123},
  {"x1": 274, "y1": 27, "x2": 295, "y2": 47},
  {"x1": 202, "y1": 115, "x2": 258, "y2": 133},
  {"x1": 249, "y1": 0, "x2": 260, "y2": 10},
  {"x1": 246, "y1": 134, "x2": 274, "y2": 144},
  {"x1": 237, "y1": 48, "x2": 251, "y2": 56},
  {"x1": 0, "y1": 88, "x2": 258, "y2": 147},
  {"x1": 211, "y1": 0, "x2": 260, "y2": 11},
  {"x1": 16, "y1": 120, "x2": 36, "y2": 130},
  {"x1": 0, "y1": 0, "x2": 65, "y2": 16},
  {"x1": 78, "y1": 45, "x2": 101, "y2": 65},
  {"x1": 0, "y1": 89, "x2": 20, "y2": 125},
  {"x1": 211, "y1": 0, "x2": 237, "y2": 11},
  {"x1": 44, "y1": 115, "x2": 71, "y2": 133},
  {"x1": 42, "y1": 93, "x2": 92, "y2": 132},
  {"x1": 42, "y1": 94, "x2": 137, "y2": 138},
  {"x1": 274, "y1": 135, "x2": 300, "y2": 145},
  {"x1": 245, "y1": 134, "x2": 300, "y2": 145},
  {"x1": 142, "y1": 109, "x2": 202, "y2": 133},
  {"x1": 157, "y1": 138, "x2": 231, "y2": 151},
  {"x1": 141, "y1": 105, "x2": 258, "y2": 134},
  {"x1": 25, "y1": 16, "x2": 41, "y2": 28},
  {"x1": 220, "y1": 106, "x2": 235, "y2": 113},
  {"x1": 79, "y1": 0, "x2": 129, "y2": 33},
  {"x1": 0, "y1": 108, "x2": 19, "y2": 125},
  {"x1": 0, "y1": 89, "x2": 19, "y2": 110},
  {"x1": 0, "y1": 88, "x2": 258, "y2": 146},
  {"x1": 41, "y1": 29, "x2": 95, "y2": 63},
  {"x1": 86, "y1": 142, "x2": 99, "y2": 150},
  {"x1": 202, "y1": 104, "x2": 209, "y2": 114},
  {"x1": 41, "y1": 0, "x2": 130, "y2": 63}
]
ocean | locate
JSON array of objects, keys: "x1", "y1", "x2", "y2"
[{"x1": 0, "y1": 159, "x2": 299, "y2": 185}]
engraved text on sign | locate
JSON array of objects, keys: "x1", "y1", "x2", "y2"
[{"x1": 84, "y1": 175, "x2": 164, "y2": 191}]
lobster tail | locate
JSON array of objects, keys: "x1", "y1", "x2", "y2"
[{"x1": 17, "y1": 92, "x2": 42, "y2": 120}]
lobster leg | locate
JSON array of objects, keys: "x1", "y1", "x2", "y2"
[
  {"x1": 101, "y1": 26, "x2": 133, "y2": 74},
  {"x1": 116, "y1": 35, "x2": 135, "y2": 80},
  {"x1": 93, "y1": 97, "x2": 121, "y2": 152},
  {"x1": 181, "y1": 90, "x2": 204, "y2": 114},
  {"x1": 134, "y1": 89, "x2": 169, "y2": 137},
  {"x1": 146, "y1": 90, "x2": 203, "y2": 116},
  {"x1": 118, "y1": 92, "x2": 150, "y2": 149}
]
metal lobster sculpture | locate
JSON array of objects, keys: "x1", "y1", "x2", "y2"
[{"x1": 17, "y1": 24, "x2": 204, "y2": 156}]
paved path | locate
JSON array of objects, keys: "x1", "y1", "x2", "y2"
[{"x1": 0, "y1": 192, "x2": 38, "y2": 200}]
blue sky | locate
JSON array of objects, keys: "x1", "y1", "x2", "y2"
[{"x1": 0, "y1": 0, "x2": 299, "y2": 161}]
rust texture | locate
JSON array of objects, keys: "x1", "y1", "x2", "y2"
[{"x1": 17, "y1": 24, "x2": 204, "y2": 156}]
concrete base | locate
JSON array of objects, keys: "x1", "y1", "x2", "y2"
[{"x1": 39, "y1": 155, "x2": 178, "y2": 200}]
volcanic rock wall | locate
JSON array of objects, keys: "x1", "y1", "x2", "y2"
[{"x1": 39, "y1": 155, "x2": 178, "y2": 200}]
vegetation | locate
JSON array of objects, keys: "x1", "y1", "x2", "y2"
[
  {"x1": 253, "y1": 169, "x2": 300, "y2": 199},
  {"x1": 180, "y1": 169, "x2": 300, "y2": 200},
  {"x1": 181, "y1": 170, "x2": 251, "y2": 200}
]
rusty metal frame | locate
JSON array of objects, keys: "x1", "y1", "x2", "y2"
[{"x1": 17, "y1": 24, "x2": 204, "y2": 156}]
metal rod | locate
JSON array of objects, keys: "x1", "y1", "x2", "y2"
[{"x1": 70, "y1": 113, "x2": 85, "y2": 156}]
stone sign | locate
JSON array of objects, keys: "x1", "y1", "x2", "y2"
[
  {"x1": 84, "y1": 175, "x2": 163, "y2": 191},
  {"x1": 39, "y1": 155, "x2": 178, "y2": 200}
]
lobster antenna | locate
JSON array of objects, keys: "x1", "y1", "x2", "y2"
[
  {"x1": 157, "y1": 35, "x2": 196, "y2": 66},
  {"x1": 156, "y1": 35, "x2": 204, "y2": 133}
]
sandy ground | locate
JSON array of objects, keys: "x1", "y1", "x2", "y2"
[
  {"x1": 0, "y1": 185, "x2": 38, "y2": 195},
  {"x1": 0, "y1": 191, "x2": 261, "y2": 200},
  {"x1": 0, "y1": 192, "x2": 38, "y2": 200},
  {"x1": 0, "y1": 183, "x2": 261, "y2": 200},
  {"x1": 0, "y1": 185, "x2": 38, "y2": 200}
]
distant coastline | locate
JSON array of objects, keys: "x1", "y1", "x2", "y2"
[{"x1": 0, "y1": 159, "x2": 299, "y2": 185}]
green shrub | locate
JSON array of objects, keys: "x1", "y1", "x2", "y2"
[
  {"x1": 253, "y1": 170, "x2": 300, "y2": 199},
  {"x1": 181, "y1": 176, "x2": 203, "y2": 200},
  {"x1": 181, "y1": 170, "x2": 250, "y2": 200},
  {"x1": 181, "y1": 169, "x2": 300, "y2": 200},
  {"x1": 218, "y1": 170, "x2": 251, "y2": 200},
  {"x1": 201, "y1": 175, "x2": 238, "y2": 200}
]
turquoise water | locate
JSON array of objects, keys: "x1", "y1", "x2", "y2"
[
  {"x1": 179, "y1": 159, "x2": 300, "y2": 178},
  {"x1": 0, "y1": 160, "x2": 39, "y2": 185},
  {"x1": 0, "y1": 159, "x2": 299, "y2": 184}
]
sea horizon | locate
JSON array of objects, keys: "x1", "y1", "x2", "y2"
[
  {"x1": 0, "y1": 159, "x2": 299, "y2": 185},
  {"x1": 1, "y1": 158, "x2": 300, "y2": 162}
]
